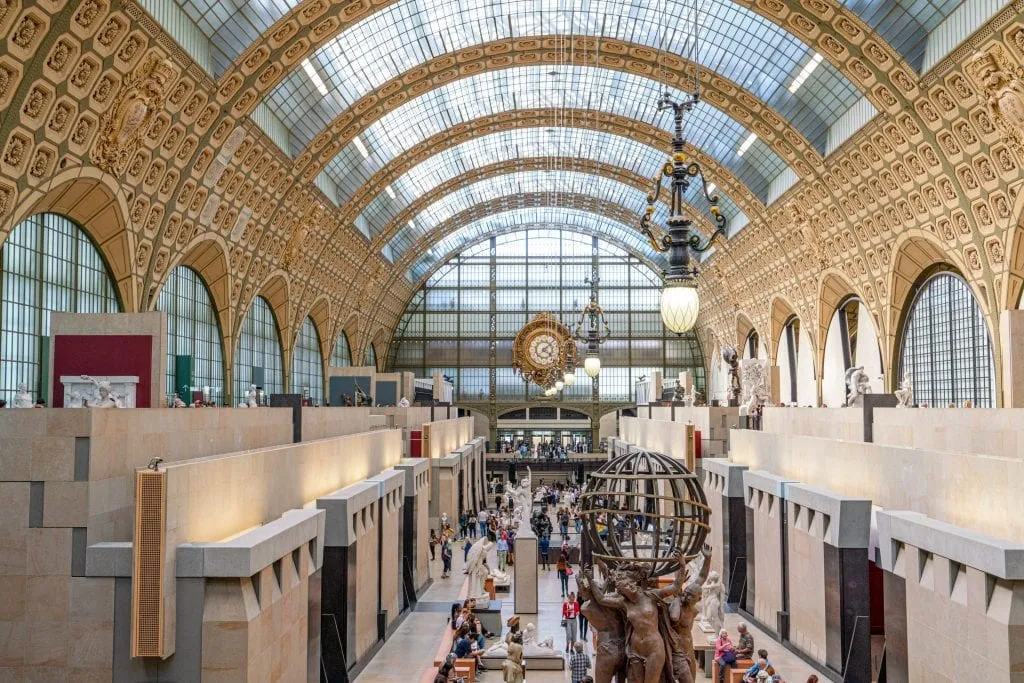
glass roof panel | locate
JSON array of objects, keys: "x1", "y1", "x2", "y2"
[
  {"x1": 838, "y1": 0, "x2": 968, "y2": 72},
  {"x1": 357, "y1": 127, "x2": 744, "y2": 239},
  {"x1": 383, "y1": 170, "x2": 671, "y2": 262},
  {"x1": 323, "y1": 65, "x2": 785, "y2": 206},
  {"x1": 407, "y1": 208, "x2": 669, "y2": 281},
  {"x1": 265, "y1": 0, "x2": 860, "y2": 158}
]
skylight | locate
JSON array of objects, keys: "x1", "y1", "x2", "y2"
[{"x1": 788, "y1": 53, "x2": 823, "y2": 94}]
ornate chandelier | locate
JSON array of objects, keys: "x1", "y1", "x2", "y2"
[
  {"x1": 638, "y1": 91, "x2": 727, "y2": 335},
  {"x1": 573, "y1": 290, "x2": 610, "y2": 378},
  {"x1": 512, "y1": 312, "x2": 578, "y2": 394}
]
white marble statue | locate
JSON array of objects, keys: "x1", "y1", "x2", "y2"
[
  {"x1": 697, "y1": 570, "x2": 726, "y2": 634},
  {"x1": 440, "y1": 511, "x2": 450, "y2": 531},
  {"x1": 245, "y1": 384, "x2": 259, "y2": 408},
  {"x1": 466, "y1": 537, "x2": 495, "y2": 603},
  {"x1": 490, "y1": 566, "x2": 511, "y2": 584},
  {"x1": 895, "y1": 372, "x2": 913, "y2": 408},
  {"x1": 398, "y1": 396, "x2": 410, "y2": 408},
  {"x1": 79, "y1": 375, "x2": 122, "y2": 408},
  {"x1": 739, "y1": 358, "x2": 770, "y2": 414},
  {"x1": 172, "y1": 393, "x2": 186, "y2": 408},
  {"x1": 844, "y1": 366, "x2": 871, "y2": 407},
  {"x1": 12, "y1": 383, "x2": 33, "y2": 408},
  {"x1": 521, "y1": 622, "x2": 557, "y2": 657}
]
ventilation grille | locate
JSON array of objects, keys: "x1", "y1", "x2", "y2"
[{"x1": 132, "y1": 469, "x2": 166, "y2": 658}]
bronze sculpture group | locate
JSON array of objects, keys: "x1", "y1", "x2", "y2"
[{"x1": 576, "y1": 546, "x2": 711, "y2": 683}]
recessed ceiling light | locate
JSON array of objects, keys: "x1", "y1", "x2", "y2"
[
  {"x1": 301, "y1": 59, "x2": 328, "y2": 97},
  {"x1": 788, "y1": 53, "x2": 823, "y2": 94},
  {"x1": 352, "y1": 135, "x2": 370, "y2": 159},
  {"x1": 385, "y1": 185, "x2": 396, "y2": 199},
  {"x1": 737, "y1": 133, "x2": 757, "y2": 157},
  {"x1": 408, "y1": 220, "x2": 416, "y2": 230},
  {"x1": 706, "y1": 183, "x2": 717, "y2": 195}
]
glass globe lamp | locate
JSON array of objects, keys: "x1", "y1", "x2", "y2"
[
  {"x1": 661, "y1": 281, "x2": 700, "y2": 334},
  {"x1": 584, "y1": 355, "x2": 601, "y2": 378},
  {"x1": 555, "y1": 380, "x2": 564, "y2": 391},
  {"x1": 563, "y1": 372, "x2": 575, "y2": 386}
]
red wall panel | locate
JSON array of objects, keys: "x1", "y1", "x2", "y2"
[{"x1": 52, "y1": 335, "x2": 153, "y2": 407}]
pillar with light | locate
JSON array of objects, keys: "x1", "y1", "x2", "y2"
[
  {"x1": 574, "y1": 283, "x2": 611, "y2": 379},
  {"x1": 639, "y1": 91, "x2": 728, "y2": 335}
]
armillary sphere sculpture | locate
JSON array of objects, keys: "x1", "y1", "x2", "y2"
[{"x1": 577, "y1": 449, "x2": 712, "y2": 683}]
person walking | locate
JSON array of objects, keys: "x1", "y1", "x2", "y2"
[
  {"x1": 539, "y1": 533, "x2": 551, "y2": 570},
  {"x1": 477, "y1": 509, "x2": 489, "y2": 538},
  {"x1": 440, "y1": 535, "x2": 453, "y2": 579},
  {"x1": 556, "y1": 550, "x2": 570, "y2": 597},
  {"x1": 578, "y1": 601, "x2": 589, "y2": 640},
  {"x1": 463, "y1": 537, "x2": 473, "y2": 564},
  {"x1": 562, "y1": 593, "x2": 580, "y2": 652},
  {"x1": 497, "y1": 534, "x2": 509, "y2": 571},
  {"x1": 568, "y1": 640, "x2": 591, "y2": 683},
  {"x1": 429, "y1": 530, "x2": 438, "y2": 561}
]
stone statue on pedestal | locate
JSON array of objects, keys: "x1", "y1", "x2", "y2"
[
  {"x1": 466, "y1": 537, "x2": 495, "y2": 604},
  {"x1": 245, "y1": 384, "x2": 259, "y2": 408},
  {"x1": 501, "y1": 642, "x2": 525, "y2": 683},
  {"x1": 844, "y1": 366, "x2": 871, "y2": 407},
  {"x1": 521, "y1": 622, "x2": 557, "y2": 657},
  {"x1": 739, "y1": 358, "x2": 770, "y2": 415},
  {"x1": 696, "y1": 570, "x2": 725, "y2": 634},
  {"x1": 12, "y1": 383, "x2": 33, "y2": 408},
  {"x1": 723, "y1": 347, "x2": 741, "y2": 406},
  {"x1": 895, "y1": 372, "x2": 913, "y2": 408},
  {"x1": 172, "y1": 393, "x2": 186, "y2": 408}
]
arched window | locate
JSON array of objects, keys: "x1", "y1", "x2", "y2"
[
  {"x1": 899, "y1": 273, "x2": 994, "y2": 407},
  {"x1": 743, "y1": 330, "x2": 760, "y2": 359},
  {"x1": 331, "y1": 332, "x2": 352, "y2": 367},
  {"x1": 292, "y1": 316, "x2": 324, "y2": 405},
  {"x1": 365, "y1": 342, "x2": 377, "y2": 369},
  {"x1": 778, "y1": 318, "x2": 799, "y2": 405},
  {"x1": 0, "y1": 213, "x2": 120, "y2": 404},
  {"x1": 233, "y1": 296, "x2": 283, "y2": 403},
  {"x1": 157, "y1": 266, "x2": 225, "y2": 405},
  {"x1": 822, "y1": 297, "x2": 883, "y2": 407}
]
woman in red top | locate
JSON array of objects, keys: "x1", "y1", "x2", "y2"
[{"x1": 562, "y1": 591, "x2": 581, "y2": 651}]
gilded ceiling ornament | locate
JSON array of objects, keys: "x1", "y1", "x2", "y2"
[
  {"x1": 92, "y1": 53, "x2": 176, "y2": 176},
  {"x1": 966, "y1": 46, "x2": 1024, "y2": 152}
]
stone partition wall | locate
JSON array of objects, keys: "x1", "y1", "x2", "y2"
[
  {"x1": 430, "y1": 454, "x2": 461, "y2": 533},
  {"x1": 300, "y1": 407, "x2": 387, "y2": 441},
  {"x1": 424, "y1": 417, "x2": 474, "y2": 458},
  {"x1": 318, "y1": 482, "x2": 382, "y2": 678},
  {"x1": 0, "y1": 407, "x2": 295, "y2": 681},
  {"x1": 366, "y1": 469, "x2": 405, "y2": 633},
  {"x1": 730, "y1": 429, "x2": 1024, "y2": 543},
  {"x1": 877, "y1": 511, "x2": 1024, "y2": 683},
  {"x1": 395, "y1": 458, "x2": 431, "y2": 595},
  {"x1": 785, "y1": 484, "x2": 871, "y2": 682},
  {"x1": 761, "y1": 408, "x2": 864, "y2": 441},
  {"x1": 618, "y1": 417, "x2": 689, "y2": 461},
  {"x1": 743, "y1": 470, "x2": 797, "y2": 639},
  {"x1": 702, "y1": 458, "x2": 748, "y2": 605},
  {"x1": 872, "y1": 408, "x2": 1024, "y2": 459}
]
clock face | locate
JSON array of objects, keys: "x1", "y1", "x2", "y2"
[{"x1": 528, "y1": 333, "x2": 560, "y2": 367}]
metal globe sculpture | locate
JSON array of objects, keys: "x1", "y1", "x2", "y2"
[{"x1": 580, "y1": 448, "x2": 710, "y2": 578}]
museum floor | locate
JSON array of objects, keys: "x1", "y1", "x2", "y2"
[{"x1": 354, "y1": 528, "x2": 830, "y2": 683}]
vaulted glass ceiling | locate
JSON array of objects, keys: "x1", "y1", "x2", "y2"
[
  {"x1": 383, "y1": 170, "x2": 673, "y2": 262},
  {"x1": 323, "y1": 66, "x2": 785, "y2": 207},
  {"x1": 406, "y1": 208, "x2": 669, "y2": 281},
  {"x1": 355, "y1": 127, "x2": 745, "y2": 241},
  {"x1": 268, "y1": 0, "x2": 859, "y2": 154},
  {"x1": 170, "y1": 0, "x2": 969, "y2": 83}
]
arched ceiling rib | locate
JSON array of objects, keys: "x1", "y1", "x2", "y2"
[
  {"x1": 403, "y1": 205, "x2": 672, "y2": 282},
  {"x1": 410, "y1": 222, "x2": 669, "y2": 290},
  {"x1": 381, "y1": 168, "x2": 720, "y2": 263},
  {"x1": 308, "y1": 65, "x2": 787, "y2": 208},
  {"x1": 359, "y1": 129, "x2": 745, "y2": 248}
]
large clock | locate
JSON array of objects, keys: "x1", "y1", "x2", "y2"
[{"x1": 512, "y1": 312, "x2": 578, "y2": 389}]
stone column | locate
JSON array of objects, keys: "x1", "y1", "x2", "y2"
[
  {"x1": 430, "y1": 455, "x2": 461, "y2": 533},
  {"x1": 877, "y1": 511, "x2": 1024, "y2": 683},
  {"x1": 317, "y1": 482, "x2": 381, "y2": 678},
  {"x1": 742, "y1": 470, "x2": 798, "y2": 637},
  {"x1": 1000, "y1": 309, "x2": 1024, "y2": 407},
  {"x1": 785, "y1": 484, "x2": 871, "y2": 682},
  {"x1": 366, "y1": 469, "x2": 405, "y2": 634},
  {"x1": 395, "y1": 458, "x2": 431, "y2": 596},
  {"x1": 514, "y1": 529, "x2": 539, "y2": 614},
  {"x1": 701, "y1": 459, "x2": 748, "y2": 605}
]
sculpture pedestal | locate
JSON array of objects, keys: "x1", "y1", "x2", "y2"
[
  {"x1": 60, "y1": 375, "x2": 139, "y2": 407},
  {"x1": 475, "y1": 598, "x2": 503, "y2": 635},
  {"x1": 514, "y1": 533, "x2": 538, "y2": 614}
]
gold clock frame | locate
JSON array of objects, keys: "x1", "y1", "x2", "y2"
[{"x1": 512, "y1": 312, "x2": 578, "y2": 389}]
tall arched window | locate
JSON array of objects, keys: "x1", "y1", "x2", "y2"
[
  {"x1": 778, "y1": 318, "x2": 799, "y2": 405},
  {"x1": 331, "y1": 332, "x2": 352, "y2": 367},
  {"x1": 292, "y1": 316, "x2": 324, "y2": 405},
  {"x1": 157, "y1": 266, "x2": 225, "y2": 405},
  {"x1": 365, "y1": 342, "x2": 377, "y2": 369},
  {"x1": 742, "y1": 330, "x2": 760, "y2": 359},
  {"x1": 0, "y1": 213, "x2": 120, "y2": 404},
  {"x1": 233, "y1": 296, "x2": 283, "y2": 403},
  {"x1": 899, "y1": 273, "x2": 994, "y2": 407},
  {"x1": 822, "y1": 297, "x2": 883, "y2": 407}
]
